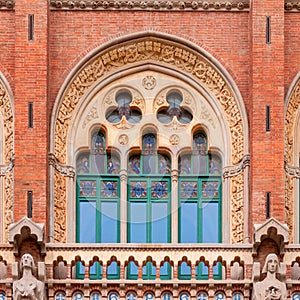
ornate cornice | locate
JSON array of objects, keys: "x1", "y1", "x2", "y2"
[
  {"x1": 285, "y1": 161, "x2": 300, "y2": 179},
  {"x1": 223, "y1": 154, "x2": 250, "y2": 179},
  {"x1": 49, "y1": 0, "x2": 249, "y2": 11},
  {"x1": 49, "y1": 153, "x2": 75, "y2": 178},
  {"x1": 0, "y1": 0, "x2": 14, "y2": 10}
]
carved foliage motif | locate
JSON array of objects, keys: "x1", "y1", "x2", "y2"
[
  {"x1": 285, "y1": 79, "x2": 300, "y2": 241},
  {"x1": 0, "y1": 80, "x2": 14, "y2": 239},
  {"x1": 231, "y1": 173, "x2": 244, "y2": 243},
  {"x1": 54, "y1": 37, "x2": 245, "y2": 242}
]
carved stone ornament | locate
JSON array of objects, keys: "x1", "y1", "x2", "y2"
[
  {"x1": 13, "y1": 254, "x2": 45, "y2": 300},
  {"x1": 82, "y1": 105, "x2": 98, "y2": 129},
  {"x1": 252, "y1": 218, "x2": 289, "y2": 257},
  {"x1": 9, "y1": 217, "x2": 46, "y2": 255},
  {"x1": 285, "y1": 161, "x2": 300, "y2": 179},
  {"x1": 118, "y1": 134, "x2": 129, "y2": 145},
  {"x1": 169, "y1": 134, "x2": 180, "y2": 145},
  {"x1": 252, "y1": 253, "x2": 287, "y2": 300},
  {"x1": 0, "y1": 0, "x2": 14, "y2": 9},
  {"x1": 0, "y1": 78, "x2": 14, "y2": 240},
  {"x1": 223, "y1": 154, "x2": 250, "y2": 179},
  {"x1": 284, "y1": 76, "x2": 300, "y2": 240},
  {"x1": 53, "y1": 35, "x2": 245, "y2": 242},
  {"x1": 49, "y1": 0, "x2": 250, "y2": 11},
  {"x1": 142, "y1": 75, "x2": 156, "y2": 90},
  {"x1": 49, "y1": 153, "x2": 75, "y2": 178},
  {"x1": 285, "y1": 0, "x2": 300, "y2": 11}
]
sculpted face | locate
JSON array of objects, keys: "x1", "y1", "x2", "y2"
[
  {"x1": 266, "y1": 254, "x2": 279, "y2": 274},
  {"x1": 21, "y1": 254, "x2": 34, "y2": 269}
]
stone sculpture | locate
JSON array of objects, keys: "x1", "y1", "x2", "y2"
[
  {"x1": 252, "y1": 253, "x2": 287, "y2": 300},
  {"x1": 13, "y1": 254, "x2": 44, "y2": 300}
]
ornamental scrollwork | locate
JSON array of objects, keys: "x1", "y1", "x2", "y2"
[
  {"x1": 82, "y1": 105, "x2": 98, "y2": 129},
  {"x1": 285, "y1": 77, "x2": 300, "y2": 241},
  {"x1": 0, "y1": 0, "x2": 14, "y2": 9},
  {"x1": 0, "y1": 79, "x2": 14, "y2": 240}
]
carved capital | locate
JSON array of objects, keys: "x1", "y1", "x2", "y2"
[{"x1": 49, "y1": 153, "x2": 75, "y2": 178}]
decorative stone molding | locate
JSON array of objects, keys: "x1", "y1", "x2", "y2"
[
  {"x1": 0, "y1": 155, "x2": 14, "y2": 176},
  {"x1": 285, "y1": 1, "x2": 300, "y2": 11},
  {"x1": 284, "y1": 74, "x2": 300, "y2": 241},
  {"x1": 49, "y1": 0, "x2": 250, "y2": 11},
  {"x1": 49, "y1": 153, "x2": 75, "y2": 178},
  {"x1": 253, "y1": 218, "x2": 289, "y2": 257},
  {"x1": 0, "y1": 76, "x2": 14, "y2": 241},
  {"x1": 285, "y1": 162, "x2": 300, "y2": 179},
  {"x1": 53, "y1": 34, "x2": 247, "y2": 242},
  {"x1": 0, "y1": 0, "x2": 14, "y2": 9},
  {"x1": 223, "y1": 154, "x2": 250, "y2": 179},
  {"x1": 9, "y1": 217, "x2": 46, "y2": 255}
]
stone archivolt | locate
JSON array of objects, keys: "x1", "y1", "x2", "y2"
[
  {"x1": 53, "y1": 36, "x2": 246, "y2": 243},
  {"x1": 0, "y1": 79, "x2": 14, "y2": 241},
  {"x1": 285, "y1": 78, "x2": 300, "y2": 242}
]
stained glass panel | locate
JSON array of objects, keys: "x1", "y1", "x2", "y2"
[
  {"x1": 101, "y1": 181, "x2": 118, "y2": 198},
  {"x1": 193, "y1": 132, "x2": 207, "y2": 155},
  {"x1": 202, "y1": 181, "x2": 219, "y2": 198},
  {"x1": 130, "y1": 181, "x2": 147, "y2": 198},
  {"x1": 180, "y1": 181, "x2": 198, "y2": 198},
  {"x1": 128, "y1": 156, "x2": 141, "y2": 174},
  {"x1": 158, "y1": 154, "x2": 171, "y2": 174},
  {"x1": 79, "y1": 180, "x2": 96, "y2": 197},
  {"x1": 107, "y1": 155, "x2": 120, "y2": 174},
  {"x1": 151, "y1": 181, "x2": 168, "y2": 198},
  {"x1": 76, "y1": 154, "x2": 90, "y2": 174}
]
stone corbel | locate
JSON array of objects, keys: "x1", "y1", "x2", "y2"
[
  {"x1": 252, "y1": 218, "x2": 289, "y2": 257},
  {"x1": 223, "y1": 154, "x2": 250, "y2": 179},
  {"x1": 49, "y1": 153, "x2": 75, "y2": 178},
  {"x1": 0, "y1": 154, "x2": 14, "y2": 176},
  {"x1": 9, "y1": 217, "x2": 46, "y2": 256},
  {"x1": 284, "y1": 161, "x2": 300, "y2": 179}
]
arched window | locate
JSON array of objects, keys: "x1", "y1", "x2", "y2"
[
  {"x1": 178, "y1": 131, "x2": 222, "y2": 243},
  {"x1": 127, "y1": 133, "x2": 171, "y2": 243},
  {"x1": 76, "y1": 130, "x2": 120, "y2": 243}
]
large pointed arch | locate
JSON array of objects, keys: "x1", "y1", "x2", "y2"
[
  {"x1": 0, "y1": 72, "x2": 14, "y2": 242},
  {"x1": 285, "y1": 72, "x2": 300, "y2": 243},
  {"x1": 50, "y1": 31, "x2": 249, "y2": 244}
]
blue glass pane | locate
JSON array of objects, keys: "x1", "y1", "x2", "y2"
[
  {"x1": 215, "y1": 293, "x2": 225, "y2": 300},
  {"x1": 200, "y1": 262, "x2": 208, "y2": 275},
  {"x1": 109, "y1": 293, "x2": 119, "y2": 300},
  {"x1": 127, "y1": 293, "x2": 137, "y2": 300},
  {"x1": 232, "y1": 293, "x2": 243, "y2": 300},
  {"x1": 129, "y1": 202, "x2": 147, "y2": 243},
  {"x1": 292, "y1": 294, "x2": 300, "y2": 300},
  {"x1": 162, "y1": 293, "x2": 172, "y2": 300},
  {"x1": 0, "y1": 295, "x2": 5, "y2": 300},
  {"x1": 151, "y1": 202, "x2": 168, "y2": 243},
  {"x1": 180, "y1": 262, "x2": 191, "y2": 275},
  {"x1": 180, "y1": 202, "x2": 197, "y2": 243},
  {"x1": 160, "y1": 262, "x2": 170, "y2": 276},
  {"x1": 55, "y1": 293, "x2": 66, "y2": 300},
  {"x1": 107, "y1": 261, "x2": 118, "y2": 275},
  {"x1": 79, "y1": 201, "x2": 96, "y2": 243},
  {"x1": 202, "y1": 202, "x2": 219, "y2": 243},
  {"x1": 197, "y1": 293, "x2": 208, "y2": 300},
  {"x1": 179, "y1": 294, "x2": 189, "y2": 300},
  {"x1": 91, "y1": 293, "x2": 101, "y2": 300},
  {"x1": 128, "y1": 261, "x2": 138, "y2": 275},
  {"x1": 90, "y1": 263, "x2": 96, "y2": 275},
  {"x1": 101, "y1": 202, "x2": 118, "y2": 243}
]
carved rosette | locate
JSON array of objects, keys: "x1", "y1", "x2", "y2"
[
  {"x1": 0, "y1": 79, "x2": 14, "y2": 241},
  {"x1": 285, "y1": 79, "x2": 300, "y2": 240},
  {"x1": 53, "y1": 37, "x2": 245, "y2": 242}
]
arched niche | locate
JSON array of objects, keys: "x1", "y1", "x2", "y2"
[
  {"x1": 50, "y1": 31, "x2": 249, "y2": 244},
  {"x1": 285, "y1": 72, "x2": 300, "y2": 243},
  {"x1": 0, "y1": 72, "x2": 14, "y2": 242}
]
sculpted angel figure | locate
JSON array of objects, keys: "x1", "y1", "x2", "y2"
[
  {"x1": 252, "y1": 253, "x2": 287, "y2": 300},
  {"x1": 13, "y1": 254, "x2": 44, "y2": 300}
]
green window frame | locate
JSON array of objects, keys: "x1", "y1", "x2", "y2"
[
  {"x1": 127, "y1": 176, "x2": 171, "y2": 243},
  {"x1": 107, "y1": 261, "x2": 120, "y2": 280},
  {"x1": 76, "y1": 175, "x2": 120, "y2": 243},
  {"x1": 75, "y1": 261, "x2": 85, "y2": 279},
  {"x1": 126, "y1": 261, "x2": 139, "y2": 280},
  {"x1": 89, "y1": 261, "x2": 103, "y2": 280},
  {"x1": 213, "y1": 262, "x2": 222, "y2": 280},
  {"x1": 178, "y1": 176, "x2": 222, "y2": 243},
  {"x1": 160, "y1": 261, "x2": 172, "y2": 280},
  {"x1": 142, "y1": 261, "x2": 156, "y2": 280},
  {"x1": 196, "y1": 261, "x2": 209, "y2": 280},
  {"x1": 178, "y1": 261, "x2": 192, "y2": 280}
]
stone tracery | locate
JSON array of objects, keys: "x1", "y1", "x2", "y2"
[{"x1": 52, "y1": 35, "x2": 247, "y2": 243}]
